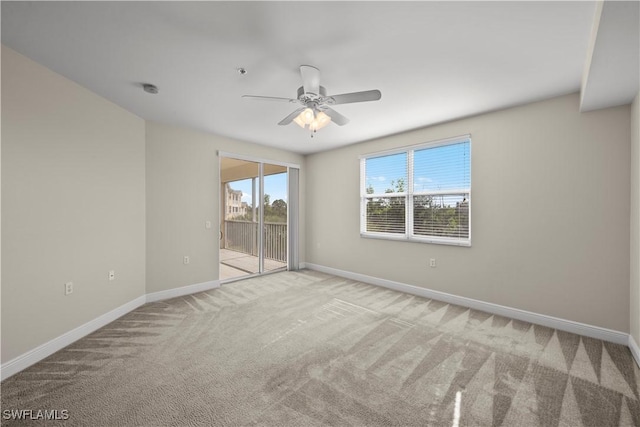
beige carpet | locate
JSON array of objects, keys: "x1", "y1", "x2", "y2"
[{"x1": 2, "y1": 270, "x2": 639, "y2": 426}]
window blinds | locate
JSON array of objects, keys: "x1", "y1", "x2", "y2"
[{"x1": 361, "y1": 137, "x2": 471, "y2": 246}]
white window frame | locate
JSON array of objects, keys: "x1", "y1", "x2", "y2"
[{"x1": 360, "y1": 134, "x2": 471, "y2": 247}]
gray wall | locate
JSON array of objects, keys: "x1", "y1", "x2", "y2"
[
  {"x1": 306, "y1": 93, "x2": 631, "y2": 332},
  {"x1": 145, "y1": 121, "x2": 305, "y2": 294},
  {"x1": 631, "y1": 92, "x2": 640, "y2": 344},
  {"x1": 1, "y1": 46, "x2": 146, "y2": 363}
]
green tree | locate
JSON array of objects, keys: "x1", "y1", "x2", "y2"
[
  {"x1": 367, "y1": 176, "x2": 469, "y2": 238},
  {"x1": 385, "y1": 178, "x2": 405, "y2": 193},
  {"x1": 371, "y1": 178, "x2": 405, "y2": 233},
  {"x1": 235, "y1": 194, "x2": 289, "y2": 224},
  {"x1": 270, "y1": 199, "x2": 287, "y2": 223}
]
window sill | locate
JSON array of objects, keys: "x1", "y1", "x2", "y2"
[{"x1": 360, "y1": 232, "x2": 471, "y2": 247}]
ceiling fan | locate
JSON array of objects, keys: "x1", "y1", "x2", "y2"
[{"x1": 242, "y1": 65, "x2": 382, "y2": 135}]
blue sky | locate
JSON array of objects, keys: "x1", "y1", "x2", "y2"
[
  {"x1": 365, "y1": 142, "x2": 470, "y2": 195},
  {"x1": 228, "y1": 173, "x2": 288, "y2": 205}
]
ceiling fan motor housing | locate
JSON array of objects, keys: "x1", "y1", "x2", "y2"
[{"x1": 297, "y1": 85, "x2": 327, "y2": 103}]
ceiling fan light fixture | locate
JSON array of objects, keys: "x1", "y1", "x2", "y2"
[
  {"x1": 293, "y1": 107, "x2": 316, "y2": 128},
  {"x1": 311, "y1": 111, "x2": 331, "y2": 130},
  {"x1": 293, "y1": 114, "x2": 306, "y2": 128},
  {"x1": 300, "y1": 108, "x2": 315, "y2": 125}
]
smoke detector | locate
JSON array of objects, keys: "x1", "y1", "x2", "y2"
[{"x1": 143, "y1": 83, "x2": 158, "y2": 94}]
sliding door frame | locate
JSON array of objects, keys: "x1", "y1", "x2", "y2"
[{"x1": 218, "y1": 151, "x2": 300, "y2": 282}]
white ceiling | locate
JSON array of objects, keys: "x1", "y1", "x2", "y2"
[
  {"x1": 580, "y1": 1, "x2": 639, "y2": 112},
  {"x1": 1, "y1": 1, "x2": 636, "y2": 155}
]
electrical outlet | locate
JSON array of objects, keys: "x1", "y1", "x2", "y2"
[
  {"x1": 65, "y1": 282, "x2": 73, "y2": 295},
  {"x1": 205, "y1": 221, "x2": 212, "y2": 229},
  {"x1": 183, "y1": 256, "x2": 190, "y2": 265},
  {"x1": 108, "y1": 270, "x2": 115, "y2": 281},
  {"x1": 430, "y1": 258, "x2": 436, "y2": 268}
]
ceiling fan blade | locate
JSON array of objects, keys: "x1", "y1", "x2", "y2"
[
  {"x1": 322, "y1": 107, "x2": 349, "y2": 126},
  {"x1": 242, "y1": 95, "x2": 297, "y2": 103},
  {"x1": 278, "y1": 107, "x2": 306, "y2": 126},
  {"x1": 300, "y1": 65, "x2": 320, "y2": 95},
  {"x1": 325, "y1": 89, "x2": 382, "y2": 105}
]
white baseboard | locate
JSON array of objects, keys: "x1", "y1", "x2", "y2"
[
  {"x1": 1, "y1": 295, "x2": 146, "y2": 381},
  {"x1": 145, "y1": 280, "x2": 220, "y2": 303},
  {"x1": 298, "y1": 262, "x2": 307, "y2": 269},
  {"x1": 629, "y1": 335, "x2": 640, "y2": 368},
  {"x1": 304, "y1": 263, "x2": 629, "y2": 346},
  {"x1": 2, "y1": 279, "x2": 221, "y2": 381}
]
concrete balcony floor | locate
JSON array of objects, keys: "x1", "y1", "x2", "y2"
[{"x1": 220, "y1": 248, "x2": 287, "y2": 281}]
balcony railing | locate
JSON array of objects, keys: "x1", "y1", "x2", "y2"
[{"x1": 223, "y1": 220, "x2": 287, "y2": 263}]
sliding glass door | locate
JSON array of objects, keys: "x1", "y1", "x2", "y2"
[
  {"x1": 219, "y1": 155, "x2": 296, "y2": 282},
  {"x1": 262, "y1": 168, "x2": 288, "y2": 273},
  {"x1": 220, "y1": 159, "x2": 260, "y2": 280}
]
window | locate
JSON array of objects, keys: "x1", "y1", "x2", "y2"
[{"x1": 360, "y1": 135, "x2": 471, "y2": 246}]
